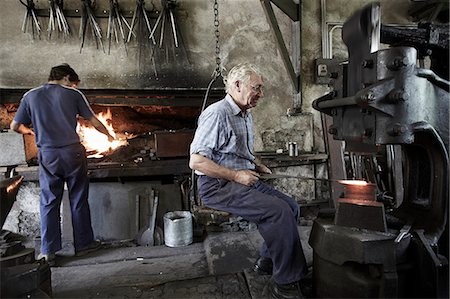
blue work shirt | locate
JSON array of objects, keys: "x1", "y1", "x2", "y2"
[
  {"x1": 190, "y1": 94, "x2": 256, "y2": 175},
  {"x1": 14, "y1": 83, "x2": 95, "y2": 148}
]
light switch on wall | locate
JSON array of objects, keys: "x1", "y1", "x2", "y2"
[{"x1": 317, "y1": 64, "x2": 328, "y2": 77}]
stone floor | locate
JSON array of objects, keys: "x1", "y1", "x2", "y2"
[{"x1": 44, "y1": 226, "x2": 313, "y2": 298}]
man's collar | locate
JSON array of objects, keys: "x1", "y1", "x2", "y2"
[{"x1": 225, "y1": 94, "x2": 248, "y2": 117}]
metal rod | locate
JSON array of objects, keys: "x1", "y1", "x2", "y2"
[
  {"x1": 259, "y1": 173, "x2": 339, "y2": 182},
  {"x1": 169, "y1": 9, "x2": 178, "y2": 47},
  {"x1": 127, "y1": 6, "x2": 138, "y2": 42},
  {"x1": 149, "y1": 11, "x2": 163, "y2": 40},
  {"x1": 159, "y1": 11, "x2": 166, "y2": 48},
  {"x1": 141, "y1": 5, "x2": 156, "y2": 44}
]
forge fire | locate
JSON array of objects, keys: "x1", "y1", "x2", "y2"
[{"x1": 77, "y1": 109, "x2": 132, "y2": 158}]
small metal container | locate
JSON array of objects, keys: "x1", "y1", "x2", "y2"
[
  {"x1": 288, "y1": 142, "x2": 298, "y2": 157},
  {"x1": 164, "y1": 211, "x2": 193, "y2": 247}
]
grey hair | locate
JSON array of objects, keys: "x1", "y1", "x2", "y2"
[{"x1": 223, "y1": 63, "x2": 262, "y2": 93}]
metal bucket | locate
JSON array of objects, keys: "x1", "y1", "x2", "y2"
[{"x1": 163, "y1": 211, "x2": 193, "y2": 247}]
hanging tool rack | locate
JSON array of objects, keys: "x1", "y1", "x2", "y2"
[
  {"x1": 47, "y1": 0, "x2": 70, "y2": 40},
  {"x1": 32, "y1": 3, "x2": 158, "y2": 19},
  {"x1": 79, "y1": 0, "x2": 104, "y2": 53},
  {"x1": 20, "y1": 0, "x2": 42, "y2": 39},
  {"x1": 149, "y1": 0, "x2": 178, "y2": 49},
  {"x1": 126, "y1": 0, "x2": 158, "y2": 76},
  {"x1": 28, "y1": 0, "x2": 159, "y2": 48},
  {"x1": 149, "y1": 0, "x2": 188, "y2": 65},
  {"x1": 19, "y1": 0, "x2": 189, "y2": 73},
  {"x1": 106, "y1": 0, "x2": 130, "y2": 54}
]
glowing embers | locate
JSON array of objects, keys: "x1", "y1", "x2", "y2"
[
  {"x1": 6, "y1": 176, "x2": 23, "y2": 193},
  {"x1": 338, "y1": 179, "x2": 376, "y2": 201},
  {"x1": 337, "y1": 180, "x2": 368, "y2": 186},
  {"x1": 77, "y1": 109, "x2": 132, "y2": 158}
]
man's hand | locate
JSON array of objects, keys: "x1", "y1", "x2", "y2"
[
  {"x1": 233, "y1": 169, "x2": 260, "y2": 186},
  {"x1": 10, "y1": 121, "x2": 35, "y2": 136},
  {"x1": 189, "y1": 154, "x2": 261, "y2": 187},
  {"x1": 21, "y1": 126, "x2": 35, "y2": 136}
]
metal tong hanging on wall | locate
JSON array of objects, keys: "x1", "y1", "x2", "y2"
[
  {"x1": 127, "y1": 0, "x2": 156, "y2": 44},
  {"x1": 107, "y1": 0, "x2": 130, "y2": 54},
  {"x1": 127, "y1": 0, "x2": 157, "y2": 77},
  {"x1": 149, "y1": 0, "x2": 179, "y2": 49},
  {"x1": 150, "y1": 0, "x2": 190, "y2": 65},
  {"x1": 79, "y1": 0, "x2": 105, "y2": 53},
  {"x1": 48, "y1": 0, "x2": 70, "y2": 40},
  {"x1": 19, "y1": 0, "x2": 41, "y2": 39}
]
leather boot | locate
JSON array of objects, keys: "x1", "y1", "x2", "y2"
[
  {"x1": 253, "y1": 256, "x2": 273, "y2": 275},
  {"x1": 271, "y1": 281, "x2": 305, "y2": 299}
]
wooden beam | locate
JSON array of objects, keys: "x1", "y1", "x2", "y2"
[
  {"x1": 261, "y1": 0, "x2": 300, "y2": 93},
  {"x1": 270, "y1": 0, "x2": 299, "y2": 21}
]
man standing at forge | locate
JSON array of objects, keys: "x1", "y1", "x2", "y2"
[
  {"x1": 10, "y1": 64, "x2": 114, "y2": 265},
  {"x1": 189, "y1": 63, "x2": 307, "y2": 299}
]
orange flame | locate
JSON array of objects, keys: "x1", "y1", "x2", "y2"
[
  {"x1": 77, "y1": 109, "x2": 129, "y2": 158},
  {"x1": 337, "y1": 180, "x2": 369, "y2": 186}
]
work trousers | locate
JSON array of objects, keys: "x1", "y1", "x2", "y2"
[
  {"x1": 38, "y1": 143, "x2": 94, "y2": 254},
  {"x1": 197, "y1": 175, "x2": 307, "y2": 284}
]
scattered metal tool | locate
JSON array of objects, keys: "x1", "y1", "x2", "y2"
[
  {"x1": 19, "y1": 0, "x2": 42, "y2": 39},
  {"x1": 107, "y1": 0, "x2": 129, "y2": 54},
  {"x1": 79, "y1": 0, "x2": 105, "y2": 53},
  {"x1": 48, "y1": 0, "x2": 70, "y2": 40}
]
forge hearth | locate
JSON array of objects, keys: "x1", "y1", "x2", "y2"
[
  {"x1": 0, "y1": 88, "x2": 224, "y2": 181},
  {"x1": 91, "y1": 129, "x2": 194, "y2": 163},
  {"x1": 83, "y1": 105, "x2": 200, "y2": 137}
]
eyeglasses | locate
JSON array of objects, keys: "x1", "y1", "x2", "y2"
[{"x1": 250, "y1": 84, "x2": 264, "y2": 94}]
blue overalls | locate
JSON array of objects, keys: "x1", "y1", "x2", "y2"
[
  {"x1": 190, "y1": 95, "x2": 308, "y2": 285},
  {"x1": 38, "y1": 143, "x2": 94, "y2": 254},
  {"x1": 197, "y1": 176, "x2": 307, "y2": 285},
  {"x1": 13, "y1": 83, "x2": 97, "y2": 255}
]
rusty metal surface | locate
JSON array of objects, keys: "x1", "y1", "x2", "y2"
[
  {"x1": 0, "y1": 176, "x2": 24, "y2": 228},
  {"x1": 257, "y1": 152, "x2": 328, "y2": 168},
  {"x1": 0, "y1": 88, "x2": 225, "y2": 106},
  {"x1": 89, "y1": 159, "x2": 191, "y2": 178},
  {"x1": 154, "y1": 130, "x2": 194, "y2": 158},
  {"x1": 10, "y1": 159, "x2": 190, "y2": 181},
  {"x1": 309, "y1": 218, "x2": 401, "y2": 298},
  {"x1": 335, "y1": 198, "x2": 387, "y2": 232},
  {"x1": 341, "y1": 182, "x2": 376, "y2": 201}
]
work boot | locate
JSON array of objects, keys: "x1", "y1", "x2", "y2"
[
  {"x1": 253, "y1": 256, "x2": 273, "y2": 275},
  {"x1": 37, "y1": 253, "x2": 56, "y2": 266},
  {"x1": 75, "y1": 240, "x2": 102, "y2": 257},
  {"x1": 271, "y1": 281, "x2": 305, "y2": 299}
]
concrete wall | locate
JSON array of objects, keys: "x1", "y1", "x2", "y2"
[
  {"x1": 1, "y1": 0, "x2": 414, "y2": 237},
  {"x1": 0, "y1": 0, "x2": 413, "y2": 151}
]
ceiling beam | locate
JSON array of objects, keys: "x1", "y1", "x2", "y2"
[
  {"x1": 270, "y1": 0, "x2": 299, "y2": 21},
  {"x1": 261, "y1": 0, "x2": 300, "y2": 93}
]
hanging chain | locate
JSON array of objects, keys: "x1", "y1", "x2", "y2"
[{"x1": 213, "y1": 0, "x2": 221, "y2": 77}]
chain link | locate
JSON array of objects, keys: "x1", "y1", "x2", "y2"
[{"x1": 213, "y1": 0, "x2": 221, "y2": 77}]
